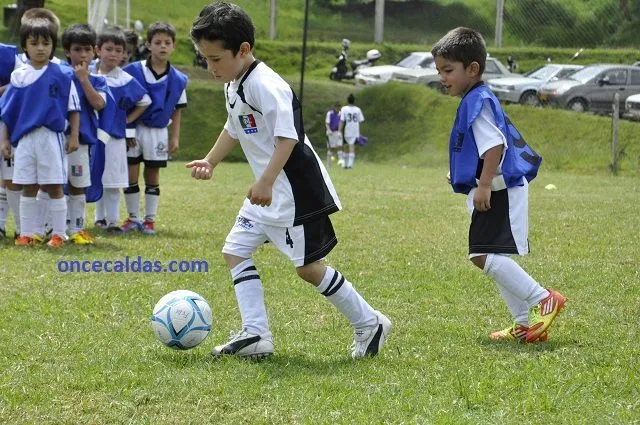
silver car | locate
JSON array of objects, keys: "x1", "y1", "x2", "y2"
[
  {"x1": 391, "y1": 56, "x2": 518, "y2": 92},
  {"x1": 488, "y1": 64, "x2": 583, "y2": 106},
  {"x1": 355, "y1": 52, "x2": 435, "y2": 87},
  {"x1": 538, "y1": 64, "x2": 640, "y2": 113}
]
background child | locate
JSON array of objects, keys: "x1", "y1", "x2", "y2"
[
  {"x1": 187, "y1": 1, "x2": 391, "y2": 359},
  {"x1": 122, "y1": 21, "x2": 188, "y2": 235},
  {"x1": 432, "y1": 27, "x2": 566, "y2": 342},
  {"x1": 62, "y1": 23, "x2": 108, "y2": 245},
  {"x1": 338, "y1": 93, "x2": 364, "y2": 169},
  {"x1": 325, "y1": 101, "x2": 342, "y2": 166},
  {"x1": 0, "y1": 18, "x2": 80, "y2": 248},
  {"x1": 92, "y1": 26, "x2": 150, "y2": 232}
]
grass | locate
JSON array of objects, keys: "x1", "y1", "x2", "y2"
[{"x1": 0, "y1": 162, "x2": 639, "y2": 423}]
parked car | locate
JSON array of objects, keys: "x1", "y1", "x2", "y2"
[
  {"x1": 390, "y1": 56, "x2": 518, "y2": 93},
  {"x1": 623, "y1": 93, "x2": 640, "y2": 120},
  {"x1": 354, "y1": 52, "x2": 435, "y2": 87},
  {"x1": 487, "y1": 64, "x2": 583, "y2": 106},
  {"x1": 537, "y1": 64, "x2": 640, "y2": 113}
]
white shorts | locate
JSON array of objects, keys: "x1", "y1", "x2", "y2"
[
  {"x1": 127, "y1": 124, "x2": 168, "y2": 167},
  {"x1": 344, "y1": 136, "x2": 357, "y2": 146},
  {"x1": 327, "y1": 131, "x2": 343, "y2": 148},
  {"x1": 67, "y1": 144, "x2": 91, "y2": 188},
  {"x1": 222, "y1": 214, "x2": 338, "y2": 267},
  {"x1": 13, "y1": 127, "x2": 67, "y2": 185},
  {"x1": 102, "y1": 137, "x2": 128, "y2": 188},
  {"x1": 0, "y1": 152, "x2": 13, "y2": 181}
]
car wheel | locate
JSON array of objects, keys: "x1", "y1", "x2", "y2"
[
  {"x1": 519, "y1": 91, "x2": 539, "y2": 106},
  {"x1": 428, "y1": 82, "x2": 445, "y2": 93},
  {"x1": 567, "y1": 98, "x2": 587, "y2": 113}
]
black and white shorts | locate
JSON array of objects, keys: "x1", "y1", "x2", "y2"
[
  {"x1": 222, "y1": 214, "x2": 338, "y2": 267},
  {"x1": 467, "y1": 181, "x2": 529, "y2": 257}
]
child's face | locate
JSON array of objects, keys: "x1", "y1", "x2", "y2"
[
  {"x1": 148, "y1": 32, "x2": 175, "y2": 63},
  {"x1": 195, "y1": 39, "x2": 250, "y2": 83},
  {"x1": 97, "y1": 41, "x2": 125, "y2": 71},
  {"x1": 434, "y1": 56, "x2": 480, "y2": 97},
  {"x1": 25, "y1": 35, "x2": 53, "y2": 68},
  {"x1": 65, "y1": 43, "x2": 95, "y2": 66}
]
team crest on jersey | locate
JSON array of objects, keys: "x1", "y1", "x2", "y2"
[
  {"x1": 235, "y1": 216, "x2": 254, "y2": 230},
  {"x1": 71, "y1": 165, "x2": 83, "y2": 176},
  {"x1": 49, "y1": 84, "x2": 59, "y2": 98},
  {"x1": 238, "y1": 114, "x2": 258, "y2": 134}
]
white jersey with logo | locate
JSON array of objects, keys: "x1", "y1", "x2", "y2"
[
  {"x1": 339, "y1": 104, "x2": 364, "y2": 139},
  {"x1": 223, "y1": 61, "x2": 341, "y2": 227}
]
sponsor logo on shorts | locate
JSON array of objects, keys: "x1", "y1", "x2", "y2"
[
  {"x1": 71, "y1": 165, "x2": 83, "y2": 176},
  {"x1": 238, "y1": 114, "x2": 258, "y2": 134},
  {"x1": 156, "y1": 142, "x2": 167, "y2": 155},
  {"x1": 236, "y1": 216, "x2": 254, "y2": 230}
]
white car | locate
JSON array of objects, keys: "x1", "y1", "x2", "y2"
[
  {"x1": 488, "y1": 64, "x2": 583, "y2": 105},
  {"x1": 354, "y1": 52, "x2": 435, "y2": 87},
  {"x1": 624, "y1": 92, "x2": 640, "y2": 120}
]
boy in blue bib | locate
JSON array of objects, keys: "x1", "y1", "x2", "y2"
[{"x1": 432, "y1": 27, "x2": 566, "y2": 342}]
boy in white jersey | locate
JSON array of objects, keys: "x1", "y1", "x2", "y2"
[
  {"x1": 0, "y1": 18, "x2": 80, "y2": 248},
  {"x1": 187, "y1": 1, "x2": 391, "y2": 359},
  {"x1": 338, "y1": 93, "x2": 365, "y2": 169}
]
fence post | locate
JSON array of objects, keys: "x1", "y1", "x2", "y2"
[
  {"x1": 611, "y1": 93, "x2": 620, "y2": 175},
  {"x1": 495, "y1": 0, "x2": 504, "y2": 48}
]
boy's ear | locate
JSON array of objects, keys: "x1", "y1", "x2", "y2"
[
  {"x1": 467, "y1": 61, "x2": 480, "y2": 76},
  {"x1": 239, "y1": 41, "x2": 251, "y2": 56}
]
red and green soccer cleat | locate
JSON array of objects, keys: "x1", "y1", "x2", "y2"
[{"x1": 526, "y1": 289, "x2": 567, "y2": 343}]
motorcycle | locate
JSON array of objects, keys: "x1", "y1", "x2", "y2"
[{"x1": 329, "y1": 39, "x2": 381, "y2": 81}]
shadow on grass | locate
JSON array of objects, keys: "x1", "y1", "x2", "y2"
[{"x1": 477, "y1": 337, "x2": 569, "y2": 352}]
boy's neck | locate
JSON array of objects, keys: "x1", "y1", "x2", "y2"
[
  {"x1": 148, "y1": 56, "x2": 169, "y2": 73},
  {"x1": 235, "y1": 54, "x2": 256, "y2": 81},
  {"x1": 30, "y1": 59, "x2": 49, "y2": 70},
  {"x1": 462, "y1": 77, "x2": 483, "y2": 96},
  {"x1": 99, "y1": 62, "x2": 118, "y2": 75}
]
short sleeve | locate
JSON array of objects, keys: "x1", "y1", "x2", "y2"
[{"x1": 471, "y1": 100, "x2": 506, "y2": 159}]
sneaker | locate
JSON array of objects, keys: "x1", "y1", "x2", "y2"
[
  {"x1": 351, "y1": 311, "x2": 392, "y2": 359},
  {"x1": 526, "y1": 289, "x2": 567, "y2": 343},
  {"x1": 69, "y1": 230, "x2": 95, "y2": 245},
  {"x1": 120, "y1": 218, "x2": 141, "y2": 233},
  {"x1": 47, "y1": 234, "x2": 66, "y2": 248},
  {"x1": 94, "y1": 219, "x2": 108, "y2": 229},
  {"x1": 15, "y1": 235, "x2": 34, "y2": 247},
  {"x1": 211, "y1": 329, "x2": 274, "y2": 359},
  {"x1": 106, "y1": 224, "x2": 122, "y2": 233},
  {"x1": 489, "y1": 323, "x2": 548, "y2": 342},
  {"x1": 337, "y1": 159, "x2": 345, "y2": 167},
  {"x1": 141, "y1": 219, "x2": 156, "y2": 235}
]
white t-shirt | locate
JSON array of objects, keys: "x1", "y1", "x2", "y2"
[
  {"x1": 469, "y1": 100, "x2": 509, "y2": 192},
  {"x1": 11, "y1": 63, "x2": 80, "y2": 113},
  {"x1": 339, "y1": 105, "x2": 364, "y2": 138},
  {"x1": 223, "y1": 61, "x2": 341, "y2": 227}
]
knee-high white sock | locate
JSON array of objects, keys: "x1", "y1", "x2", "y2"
[
  {"x1": 0, "y1": 186, "x2": 8, "y2": 231},
  {"x1": 19, "y1": 196, "x2": 37, "y2": 237},
  {"x1": 7, "y1": 189, "x2": 21, "y2": 234},
  {"x1": 144, "y1": 185, "x2": 159, "y2": 221},
  {"x1": 34, "y1": 190, "x2": 51, "y2": 236},
  {"x1": 484, "y1": 254, "x2": 549, "y2": 309},
  {"x1": 124, "y1": 184, "x2": 140, "y2": 221},
  {"x1": 231, "y1": 259, "x2": 270, "y2": 335},
  {"x1": 94, "y1": 198, "x2": 106, "y2": 222},
  {"x1": 104, "y1": 188, "x2": 121, "y2": 225},
  {"x1": 49, "y1": 197, "x2": 68, "y2": 238},
  {"x1": 316, "y1": 266, "x2": 377, "y2": 328},
  {"x1": 347, "y1": 152, "x2": 355, "y2": 168},
  {"x1": 68, "y1": 194, "x2": 86, "y2": 235},
  {"x1": 338, "y1": 150, "x2": 345, "y2": 162}
]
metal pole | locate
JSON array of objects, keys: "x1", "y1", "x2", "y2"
[
  {"x1": 113, "y1": 0, "x2": 117, "y2": 26},
  {"x1": 374, "y1": 0, "x2": 384, "y2": 44},
  {"x1": 611, "y1": 93, "x2": 620, "y2": 175},
  {"x1": 495, "y1": 0, "x2": 504, "y2": 48},
  {"x1": 269, "y1": 0, "x2": 277, "y2": 40},
  {"x1": 126, "y1": 0, "x2": 130, "y2": 28},
  {"x1": 300, "y1": 0, "x2": 309, "y2": 105}
]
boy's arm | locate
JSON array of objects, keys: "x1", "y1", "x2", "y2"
[
  {"x1": 168, "y1": 108, "x2": 181, "y2": 154},
  {"x1": 0, "y1": 120, "x2": 10, "y2": 159},
  {"x1": 247, "y1": 136, "x2": 297, "y2": 207},
  {"x1": 186, "y1": 129, "x2": 238, "y2": 180},
  {"x1": 75, "y1": 62, "x2": 105, "y2": 111},
  {"x1": 126, "y1": 104, "x2": 149, "y2": 124},
  {"x1": 473, "y1": 145, "x2": 503, "y2": 212},
  {"x1": 0, "y1": 85, "x2": 7, "y2": 96},
  {"x1": 66, "y1": 111, "x2": 80, "y2": 153}
]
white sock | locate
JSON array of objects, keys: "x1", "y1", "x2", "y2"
[
  {"x1": 19, "y1": 196, "x2": 36, "y2": 237},
  {"x1": 231, "y1": 259, "x2": 270, "y2": 335},
  {"x1": 317, "y1": 266, "x2": 377, "y2": 328},
  {"x1": 104, "y1": 188, "x2": 121, "y2": 225},
  {"x1": 49, "y1": 197, "x2": 68, "y2": 238},
  {"x1": 94, "y1": 198, "x2": 106, "y2": 222},
  {"x1": 124, "y1": 185, "x2": 140, "y2": 221},
  {"x1": 144, "y1": 185, "x2": 159, "y2": 221},
  {"x1": 7, "y1": 188, "x2": 21, "y2": 234},
  {"x1": 347, "y1": 152, "x2": 355, "y2": 168},
  {"x1": 338, "y1": 150, "x2": 345, "y2": 162},
  {"x1": 68, "y1": 194, "x2": 86, "y2": 235},
  {"x1": 0, "y1": 186, "x2": 7, "y2": 230},
  {"x1": 484, "y1": 254, "x2": 549, "y2": 309},
  {"x1": 495, "y1": 283, "x2": 529, "y2": 325},
  {"x1": 34, "y1": 190, "x2": 49, "y2": 236}
]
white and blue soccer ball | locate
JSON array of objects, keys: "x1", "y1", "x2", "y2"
[{"x1": 151, "y1": 290, "x2": 213, "y2": 350}]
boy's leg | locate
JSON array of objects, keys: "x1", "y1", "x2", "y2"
[
  {"x1": 5, "y1": 181, "x2": 22, "y2": 237},
  {"x1": 122, "y1": 163, "x2": 141, "y2": 231},
  {"x1": 43, "y1": 184, "x2": 68, "y2": 247},
  {"x1": 103, "y1": 188, "x2": 122, "y2": 231},
  {"x1": 102, "y1": 138, "x2": 127, "y2": 231},
  {"x1": 18, "y1": 185, "x2": 38, "y2": 239},
  {"x1": 67, "y1": 145, "x2": 93, "y2": 244},
  {"x1": 142, "y1": 166, "x2": 160, "y2": 234}
]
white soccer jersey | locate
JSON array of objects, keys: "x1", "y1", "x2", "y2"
[
  {"x1": 223, "y1": 61, "x2": 341, "y2": 227},
  {"x1": 339, "y1": 105, "x2": 364, "y2": 138},
  {"x1": 11, "y1": 63, "x2": 80, "y2": 113},
  {"x1": 14, "y1": 53, "x2": 62, "y2": 70}
]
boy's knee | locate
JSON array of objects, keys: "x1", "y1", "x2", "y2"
[
  {"x1": 470, "y1": 255, "x2": 486, "y2": 269},
  {"x1": 296, "y1": 262, "x2": 325, "y2": 285}
]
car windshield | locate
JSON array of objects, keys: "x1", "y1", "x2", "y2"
[
  {"x1": 395, "y1": 53, "x2": 432, "y2": 69},
  {"x1": 527, "y1": 65, "x2": 560, "y2": 81},
  {"x1": 569, "y1": 66, "x2": 605, "y2": 83}
]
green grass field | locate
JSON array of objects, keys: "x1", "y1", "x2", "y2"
[{"x1": 0, "y1": 162, "x2": 638, "y2": 424}]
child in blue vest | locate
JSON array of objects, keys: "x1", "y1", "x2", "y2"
[
  {"x1": 92, "y1": 26, "x2": 150, "y2": 232},
  {"x1": 61, "y1": 23, "x2": 110, "y2": 245},
  {"x1": 0, "y1": 18, "x2": 81, "y2": 248},
  {"x1": 122, "y1": 21, "x2": 188, "y2": 235},
  {"x1": 325, "y1": 102, "x2": 342, "y2": 166},
  {"x1": 432, "y1": 27, "x2": 567, "y2": 343}
]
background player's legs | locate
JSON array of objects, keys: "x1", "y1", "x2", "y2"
[
  {"x1": 142, "y1": 166, "x2": 160, "y2": 233},
  {"x1": 347, "y1": 144, "x2": 356, "y2": 169},
  {"x1": 124, "y1": 163, "x2": 141, "y2": 225},
  {"x1": 4, "y1": 180, "x2": 21, "y2": 237}
]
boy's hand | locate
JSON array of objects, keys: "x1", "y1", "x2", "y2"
[
  {"x1": 126, "y1": 137, "x2": 137, "y2": 149},
  {"x1": 169, "y1": 138, "x2": 179, "y2": 154},
  {"x1": 473, "y1": 183, "x2": 492, "y2": 212},
  {"x1": 446, "y1": 171, "x2": 451, "y2": 184},
  {"x1": 247, "y1": 179, "x2": 272, "y2": 207},
  {"x1": 74, "y1": 61, "x2": 90, "y2": 82},
  {"x1": 185, "y1": 159, "x2": 212, "y2": 180},
  {"x1": 66, "y1": 136, "x2": 80, "y2": 154},
  {"x1": 0, "y1": 139, "x2": 11, "y2": 159}
]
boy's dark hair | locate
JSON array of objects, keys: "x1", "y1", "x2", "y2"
[
  {"x1": 347, "y1": 93, "x2": 355, "y2": 104},
  {"x1": 431, "y1": 27, "x2": 486, "y2": 75},
  {"x1": 21, "y1": 8, "x2": 60, "y2": 31},
  {"x1": 20, "y1": 18, "x2": 58, "y2": 59},
  {"x1": 123, "y1": 29, "x2": 139, "y2": 46},
  {"x1": 190, "y1": 1, "x2": 255, "y2": 56},
  {"x1": 97, "y1": 25, "x2": 127, "y2": 49},
  {"x1": 147, "y1": 21, "x2": 176, "y2": 43},
  {"x1": 62, "y1": 24, "x2": 97, "y2": 50}
]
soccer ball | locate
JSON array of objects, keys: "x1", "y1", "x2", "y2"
[{"x1": 151, "y1": 290, "x2": 213, "y2": 350}]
